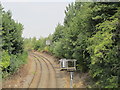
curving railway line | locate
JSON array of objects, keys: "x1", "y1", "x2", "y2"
[
  {"x1": 2, "y1": 52, "x2": 65, "y2": 88},
  {"x1": 28, "y1": 52, "x2": 57, "y2": 88}
]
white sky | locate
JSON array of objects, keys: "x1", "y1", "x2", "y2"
[
  {"x1": 1, "y1": 0, "x2": 75, "y2": 39},
  {"x1": 1, "y1": 0, "x2": 117, "y2": 39},
  {"x1": 1, "y1": 0, "x2": 75, "y2": 2}
]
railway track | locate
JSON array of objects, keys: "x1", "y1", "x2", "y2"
[
  {"x1": 33, "y1": 52, "x2": 57, "y2": 88},
  {"x1": 28, "y1": 54, "x2": 42, "y2": 88},
  {"x1": 28, "y1": 52, "x2": 57, "y2": 88}
]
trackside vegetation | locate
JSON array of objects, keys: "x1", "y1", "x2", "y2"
[
  {"x1": 0, "y1": 5, "x2": 28, "y2": 78},
  {"x1": 1, "y1": 1, "x2": 119, "y2": 88},
  {"x1": 24, "y1": 2, "x2": 120, "y2": 88}
]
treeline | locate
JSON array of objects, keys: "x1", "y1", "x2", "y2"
[
  {"x1": 24, "y1": 35, "x2": 52, "y2": 52},
  {"x1": 0, "y1": 5, "x2": 28, "y2": 78},
  {"x1": 52, "y1": 2, "x2": 120, "y2": 88},
  {"x1": 27, "y1": 2, "x2": 120, "y2": 88}
]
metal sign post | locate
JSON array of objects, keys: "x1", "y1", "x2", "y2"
[
  {"x1": 70, "y1": 72, "x2": 73, "y2": 88},
  {"x1": 59, "y1": 59, "x2": 76, "y2": 88}
]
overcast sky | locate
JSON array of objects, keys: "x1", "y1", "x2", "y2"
[{"x1": 1, "y1": 0, "x2": 75, "y2": 39}]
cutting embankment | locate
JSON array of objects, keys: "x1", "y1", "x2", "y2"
[{"x1": 2, "y1": 52, "x2": 67, "y2": 88}]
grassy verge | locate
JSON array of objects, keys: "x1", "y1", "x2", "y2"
[{"x1": 2, "y1": 51, "x2": 28, "y2": 79}]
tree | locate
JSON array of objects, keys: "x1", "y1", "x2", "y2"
[
  {"x1": 2, "y1": 10, "x2": 24, "y2": 55},
  {"x1": 51, "y1": 2, "x2": 120, "y2": 87}
]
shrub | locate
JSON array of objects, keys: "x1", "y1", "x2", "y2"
[
  {"x1": 0, "y1": 51, "x2": 10, "y2": 70},
  {"x1": 9, "y1": 51, "x2": 28, "y2": 73}
]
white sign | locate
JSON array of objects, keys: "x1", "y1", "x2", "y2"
[{"x1": 46, "y1": 40, "x2": 51, "y2": 45}]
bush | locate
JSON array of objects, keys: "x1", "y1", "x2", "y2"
[
  {"x1": 9, "y1": 51, "x2": 28, "y2": 73},
  {"x1": 0, "y1": 51, "x2": 10, "y2": 70},
  {"x1": 53, "y1": 41, "x2": 65, "y2": 58},
  {"x1": 1, "y1": 51, "x2": 28, "y2": 78}
]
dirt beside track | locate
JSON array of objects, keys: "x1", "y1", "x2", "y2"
[
  {"x1": 2, "y1": 51, "x2": 66, "y2": 88},
  {"x1": 2, "y1": 51, "x2": 87, "y2": 88},
  {"x1": 2, "y1": 56, "x2": 33, "y2": 88}
]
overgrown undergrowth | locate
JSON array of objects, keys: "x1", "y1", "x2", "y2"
[{"x1": 1, "y1": 51, "x2": 28, "y2": 79}]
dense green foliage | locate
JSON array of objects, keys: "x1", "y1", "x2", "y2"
[
  {"x1": 0, "y1": 5, "x2": 28, "y2": 78},
  {"x1": 24, "y1": 35, "x2": 52, "y2": 52},
  {"x1": 22, "y1": 2, "x2": 120, "y2": 88},
  {"x1": 2, "y1": 1, "x2": 120, "y2": 88},
  {"x1": 51, "y1": 2, "x2": 120, "y2": 88}
]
